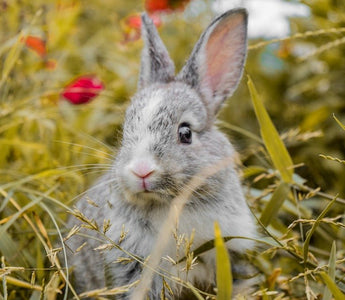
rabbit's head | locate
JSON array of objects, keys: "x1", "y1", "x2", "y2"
[{"x1": 115, "y1": 9, "x2": 248, "y2": 206}]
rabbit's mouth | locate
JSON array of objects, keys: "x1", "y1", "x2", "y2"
[{"x1": 120, "y1": 174, "x2": 182, "y2": 205}]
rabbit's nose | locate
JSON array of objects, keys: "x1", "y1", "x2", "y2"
[{"x1": 130, "y1": 162, "x2": 155, "y2": 179}]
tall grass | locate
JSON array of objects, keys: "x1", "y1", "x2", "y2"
[{"x1": 1, "y1": 0, "x2": 345, "y2": 299}]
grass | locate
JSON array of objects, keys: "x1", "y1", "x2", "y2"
[{"x1": 1, "y1": 0, "x2": 345, "y2": 299}]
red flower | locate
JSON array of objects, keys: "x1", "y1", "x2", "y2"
[
  {"x1": 145, "y1": 0, "x2": 192, "y2": 13},
  {"x1": 122, "y1": 13, "x2": 162, "y2": 43},
  {"x1": 22, "y1": 36, "x2": 46, "y2": 57},
  {"x1": 62, "y1": 76, "x2": 104, "y2": 105}
]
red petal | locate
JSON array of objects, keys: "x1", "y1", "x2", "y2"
[
  {"x1": 145, "y1": 0, "x2": 170, "y2": 13},
  {"x1": 145, "y1": 0, "x2": 191, "y2": 13},
  {"x1": 62, "y1": 76, "x2": 104, "y2": 105},
  {"x1": 126, "y1": 15, "x2": 142, "y2": 29},
  {"x1": 125, "y1": 13, "x2": 162, "y2": 29},
  {"x1": 122, "y1": 13, "x2": 162, "y2": 43},
  {"x1": 23, "y1": 36, "x2": 46, "y2": 57}
]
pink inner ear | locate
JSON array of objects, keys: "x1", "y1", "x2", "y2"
[{"x1": 204, "y1": 13, "x2": 246, "y2": 95}]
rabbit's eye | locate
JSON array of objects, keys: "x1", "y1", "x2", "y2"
[{"x1": 178, "y1": 123, "x2": 192, "y2": 144}]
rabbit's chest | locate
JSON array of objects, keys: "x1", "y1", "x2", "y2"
[{"x1": 109, "y1": 206, "x2": 217, "y2": 258}]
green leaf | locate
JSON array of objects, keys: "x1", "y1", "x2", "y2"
[
  {"x1": 260, "y1": 182, "x2": 290, "y2": 227},
  {"x1": 320, "y1": 272, "x2": 345, "y2": 300},
  {"x1": 214, "y1": 222, "x2": 232, "y2": 300},
  {"x1": 247, "y1": 75, "x2": 294, "y2": 183},
  {"x1": 303, "y1": 196, "x2": 337, "y2": 264},
  {"x1": 323, "y1": 241, "x2": 336, "y2": 300},
  {"x1": 242, "y1": 166, "x2": 267, "y2": 179}
]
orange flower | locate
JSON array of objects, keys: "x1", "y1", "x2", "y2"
[
  {"x1": 23, "y1": 36, "x2": 46, "y2": 57},
  {"x1": 145, "y1": 0, "x2": 192, "y2": 13},
  {"x1": 122, "y1": 13, "x2": 162, "y2": 43}
]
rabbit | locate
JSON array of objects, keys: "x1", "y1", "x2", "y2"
[{"x1": 66, "y1": 8, "x2": 257, "y2": 300}]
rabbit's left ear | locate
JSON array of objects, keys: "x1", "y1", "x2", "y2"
[
  {"x1": 177, "y1": 9, "x2": 248, "y2": 116},
  {"x1": 138, "y1": 13, "x2": 175, "y2": 89}
]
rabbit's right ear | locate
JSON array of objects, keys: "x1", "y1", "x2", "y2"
[
  {"x1": 177, "y1": 9, "x2": 248, "y2": 117},
  {"x1": 138, "y1": 13, "x2": 175, "y2": 89}
]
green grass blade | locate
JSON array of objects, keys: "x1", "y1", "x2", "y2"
[
  {"x1": 247, "y1": 75, "x2": 293, "y2": 183},
  {"x1": 320, "y1": 272, "x2": 345, "y2": 300},
  {"x1": 0, "y1": 196, "x2": 44, "y2": 237},
  {"x1": 333, "y1": 114, "x2": 345, "y2": 131},
  {"x1": 322, "y1": 241, "x2": 336, "y2": 300},
  {"x1": 0, "y1": 34, "x2": 24, "y2": 86},
  {"x1": 0, "y1": 190, "x2": 12, "y2": 213},
  {"x1": 303, "y1": 196, "x2": 337, "y2": 264},
  {"x1": 1, "y1": 257, "x2": 8, "y2": 300},
  {"x1": 260, "y1": 182, "x2": 290, "y2": 227},
  {"x1": 0, "y1": 231, "x2": 29, "y2": 269},
  {"x1": 214, "y1": 222, "x2": 232, "y2": 300}
]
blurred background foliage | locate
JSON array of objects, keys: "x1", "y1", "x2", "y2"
[{"x1": 0, "y1": 0, "x2": 345, "y2": 299}]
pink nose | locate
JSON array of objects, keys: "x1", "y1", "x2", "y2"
[{"x1": 131, "y1": 162, "x2": 155, "y2": 179}]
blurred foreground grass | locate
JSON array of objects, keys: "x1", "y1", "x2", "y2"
[{"x1": 1, "y1": 0, "x2": 345, "y2": 299}]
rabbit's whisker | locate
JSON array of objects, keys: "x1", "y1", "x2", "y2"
[{"x1": 55, "y1": 140, "x2": 116, "y2": 161}]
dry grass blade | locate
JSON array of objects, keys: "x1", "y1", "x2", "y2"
[
  {"x1": 177, "y1": 236, "x2": 276, "y2": 265},
  {"x1": 0, "y1": 169, "x2": 75, "y2": 191},
  {"x1": 333, "y1": 114, "x2": 345, "y2": 131},
  {"x1": 130, "y1": 157, "x2": 234, "y2": 300},
  {"x1": 78, "y1": 281, "x2": 139, "y2": 298},
  {"x1": 39, "y1": 202, "x2": 80, "y2": 300},
  {"x1": 44, "y1": 272, "x2": 62, "y2": 299},
  {"x1": 185, "y1": 282, "x2": 205, "y2": 300},
  {"x1": 0, "y1": 192, "x2": 44, "y2": 237},
  {"x1": 0, "y1": 34, "x2": 24, "y2": 87},
  {"x1": 0, "y1": 188, "x2": 79, "y2": 300},
  {"x1": 3, "y1": 275, "x2": 60, "y2": 293}
]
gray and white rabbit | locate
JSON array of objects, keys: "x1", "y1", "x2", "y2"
[{"x1": 66, "y1": 8, "x2": 257, "y2": 299}]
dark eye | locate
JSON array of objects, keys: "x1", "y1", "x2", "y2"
[{"x1": 178, "y1": 122, "x2": 192, "y2": 144}]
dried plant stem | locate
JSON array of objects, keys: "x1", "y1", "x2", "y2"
[
  {"x1": 294, "y1": 184, "x2": 345, "y2": 205},
  {"x1": 130, "y1": 157, "x2": 234, "y2": 300},
  {"x1": 0, "y1": 188, "x2": 80, "y2": 300},
  {"x1": 249, "y1": 27, "x2": 345, "y2": 50},
  {"x1": 298, "y1": 36, "x2": 345, "y2": 61}
]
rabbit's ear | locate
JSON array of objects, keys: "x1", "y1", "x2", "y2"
[
  {"x1": 138, "y1": 13, "x2": 175, "y2": 89},
  {"x1": 177, "y1": 9, "x2": 248, "y2": 116}
]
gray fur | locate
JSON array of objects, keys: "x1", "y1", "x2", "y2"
[
  {"x1": 138, "y1": 14, "x2": 175, "y2": 89},
  {"x1": 66, "y1": 8, "x2": 256, "y2": 299},
  {"x1": 177, "y1": 8, "x2": 248, "y2": 117}
]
